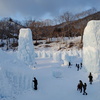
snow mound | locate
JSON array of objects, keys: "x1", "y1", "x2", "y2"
[
  {"x1": 61, "y1": 52, "x2": 69, "y2": 66},
  {"x1": 35, "y1": 51, "x2": 42, "y2": 58},
  {"x1": 35, "y1": 51, "x2": 52, "y2": 58},
  {"x1": 46, "y1": 51, "x2": 52, "y2": 58},
  {"x1": 52, "y1": 52, "x2": 61, "y2": 62},
  {"x1": 83, "y1": 20, "x2": 100, "y2": 73},
  {"x1": 17, "y1": 28, "x2": 35, "y2": 67},
  {"x1": 41, "y1": 50, "x2": 47, "y2": 58},
  {"x1": 52, "y1": 70, "x2": 62, "y2": 78}
]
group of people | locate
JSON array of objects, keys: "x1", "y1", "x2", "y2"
[
  {"x1": 77, "y1": 72, "x2": 93, "y2": 95},
  {"x1": 32, "y1": 72, "x2": 93, "y2": 96},
  {"x1": 68, "y1": 61, "x2": 82, "y2": 71},
  {"x1": 76, "y1": 63, "x2": 82, "y2": 71},
  {"x1": 77, "y1": 80, "x2": 87, "y2": 95}
]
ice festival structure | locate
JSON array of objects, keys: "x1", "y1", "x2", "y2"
[
  {"x1": 17, "y1": 28, "x2": 35, "y2": 67},
  {"x1": 83, "y1": 20, "x2": 100, "y2": 73}
]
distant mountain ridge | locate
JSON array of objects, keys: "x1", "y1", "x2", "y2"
[{"x1": 54, "y1": 11, "x2": 100, "y2": 37}]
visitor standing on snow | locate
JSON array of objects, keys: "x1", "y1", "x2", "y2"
[
  {"x1": 68, "y1": 62, "x2": 71, "y2": 68},
  {"x1": 80, "y1": 63, "x2": 82, "y2": 69},
  {"x1": 83, "y1": 83, "x2": 87, "y2": 95},
  {"x1": 77, "y1": 80, "x2": 83, "y2": 93},
  {"x1": 77, "y1": 64, "x2": 80, "y2": 71},
  {"x1": 76, "y1": 64, "x2": 78, "y2": 68},
  {"x1": 33, "y1": 77, "x2": 38, "y2": 90},
  {"x1": 88, "y1": 72, "x2": 93, "y2": 84}
]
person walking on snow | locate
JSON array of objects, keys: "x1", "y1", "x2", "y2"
[
  {"x1": 80, "y1": 63, "x2": 82, "y2": 69},
  {"x1": 76, "y1": 63, "x2": 78, "y2": 68},
  {"x1": 33, "y1": 77, "x2": 38, "y2": 90},
  {"x1": 68, "y1": 61, "x2": 71, "y2": 68},
  {"x1": 88, "y1": 72, "x2": 93, "y2": 84},
  {"x1": 83, "y1": 83, "x2": 87, "y2": 95},
  {"x1": 77, "y1": 64, "x2": 80, "y2": 71},
  {"x1": 77, "y1": 80, "x2": 83, "y2": 93}
]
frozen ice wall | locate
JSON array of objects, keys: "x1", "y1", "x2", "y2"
[
  {"x1": 0, "y1": 66, "x2": 33, "y2": 98},
  {"x1": 52, "y1": 52, "x2": 61, "y2": 62},
  {"x1": 83, "y1": 20, "x2": 100, "y2": 73},
  {"x1": 17, "y1": 28, "x2": 35, "y2": 67},
  {"x1": 62, "y1": 52, "x2": 69, "y2": 66},
  {"x1": 0, "y1": 50, "x2": 34, "y2": 99}
]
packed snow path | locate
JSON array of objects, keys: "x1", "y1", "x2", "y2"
[{"x1": 16, "y1": 57, "x2": 100, "y2": 100}]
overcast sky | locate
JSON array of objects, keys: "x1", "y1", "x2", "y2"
[{"x1": 0, "y1": 0, "x2": 100, "y2": 21}]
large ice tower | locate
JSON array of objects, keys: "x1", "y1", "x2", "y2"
[
  {"x1": 83, "y1": 20, "x2": 100, "y2": 73},
  {"x1": 17, "y1": 28, "x2": 35, "y2": 67}
]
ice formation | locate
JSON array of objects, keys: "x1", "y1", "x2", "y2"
[
  {"x1": 61, "y1": 52, "x2": 69, "y2": 66},
  {"x1": 46, "y1": 51, "x2": 52, "y2": 58},
  {"x1": 83, "y1": 20, "x2": 100, "y2": 73},
  {"x1": 52, "y1": 52, "x2": 61, "y2": 62},
  {"x1": 0, "y1": 50, "x2": 33, "y2": 99},
  {"x1": 52, "y1": 68, "x2": 62, "y2": 78},
  {"x1": 17, "y1": 28, "x2": 35, "y2": 67},
  {"x1": 35, "y1": 51, "x2": 52, "y2": 58},
  {"x1": 35, "y1": 51, "x2": 42, "y2": 58},
  {"x1": 41, "y1": 50, "x2": 47, "y2": 58}
]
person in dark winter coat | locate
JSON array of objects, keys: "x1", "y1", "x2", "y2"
[
  {"x1": 33, "y1": 77, "x2": 38, "y2": 90},
  {"x1": 83, "y1": 83, "x2": 87, "y2": 95},
  {"x1": 77, "y1": 80, "x2": 83, "y2": 93},
  {"x1": 77, "y1": 64, "x2": 80, "y2": 71},
  {"x1": 88, "y1": 72, "x2": 93, "y2": 84},
  {"x1": 68, "y1": 62, "x2": 71, "y2": 68},
  {"x1": 80, "y1": 63, "x2": 82, "y2": 69},
  {"x1": 76, "y1": 64, "x2": 78, "y2": 67}
]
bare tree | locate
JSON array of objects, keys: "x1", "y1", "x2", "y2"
[
  {"x1": 29, "y1": 20, "x2": 43, "y2": 45},
  {"x1": 0, "y1": 17, "x2": 23, "y2": 50},
  {"x1": 24, "y1": 18, "x2": 34, "y2": 28},
  {"x1": 41, "y1": 19, "x2": 54, "y2": 42},
  {"x1": 75, "y1": 8, "x2": 97, "y2": 44},
  {"x1": 61, "y1": 11, "x2": 74, "y2": 22},
  {"x1": 75, "y1": 7, "x2": 97, "y2": 20},
  {"x1": 60, "y1": 11, "x2": 75, "y2": 39}
]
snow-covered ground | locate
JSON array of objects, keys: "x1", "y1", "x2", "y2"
[
  {"x1": 0, "y1": 34, "x2": 100, "y2": 100},
  {"x1": 0, "y1": 47, "x2": 100, "y2": 100}
]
